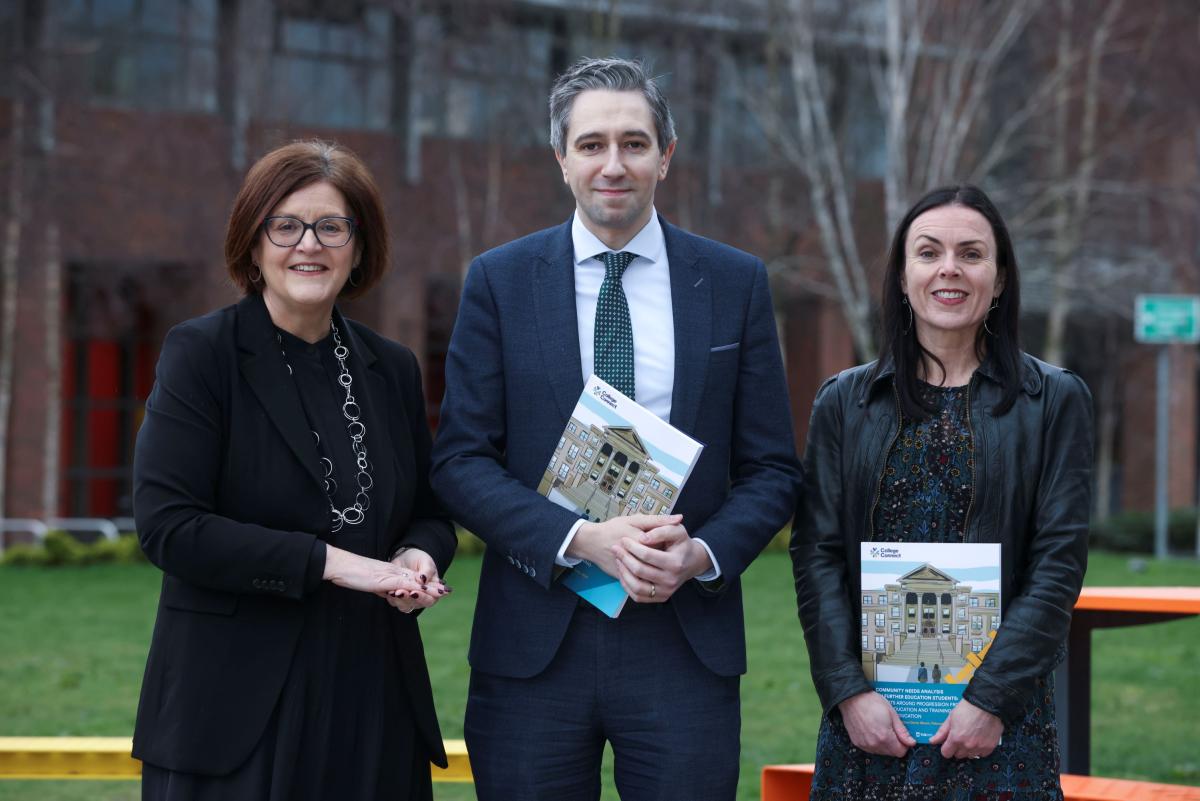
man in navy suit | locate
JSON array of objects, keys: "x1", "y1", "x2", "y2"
[{"x1": 430, "y1": 57, "x2": 801, "y2": 801}]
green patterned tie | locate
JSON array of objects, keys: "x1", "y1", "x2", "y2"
[{"x1": 594, "y1": 251, "x2": 636, "y2": 399}]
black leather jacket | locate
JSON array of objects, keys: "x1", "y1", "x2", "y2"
[{"x1": 790, "y1": 352, "x2": 1092, "y2": 728}]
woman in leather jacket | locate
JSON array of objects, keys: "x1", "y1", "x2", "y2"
[{"x1": 791, "y1": 185, "x2": 1093, "y2": 801}]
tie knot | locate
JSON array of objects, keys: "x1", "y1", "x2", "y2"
[{"x1": 600, "y1": 251, "x2": 635, "y2": 277}]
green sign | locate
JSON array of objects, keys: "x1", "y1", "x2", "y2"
[{"x1": 1135, "y1": 295, "x2": 1200, "y2": 344}]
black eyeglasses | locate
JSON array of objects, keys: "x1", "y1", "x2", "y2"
[{"x1": 262, "y1": 216, "x2": 357, "y2": 248}]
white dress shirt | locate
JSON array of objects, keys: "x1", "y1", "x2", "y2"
[{"x1": 555, "y1": 211, "x2": 720, "y2": 581}]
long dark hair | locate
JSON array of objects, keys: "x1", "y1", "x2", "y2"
[{"x1": 874, "y1": 185, "x2": 1022, "y2": 420}]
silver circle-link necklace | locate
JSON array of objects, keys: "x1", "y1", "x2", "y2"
[{"x1": 276, "y1": 320, "x2": 373, "y2": 533}]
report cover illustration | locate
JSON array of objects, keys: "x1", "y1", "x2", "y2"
[
  {"x1": 859, "y1": 542, "x2": 1002, "y2": 743},
  {"x1": 538, "y1": 375, "x2": 704, "y2": 617}
]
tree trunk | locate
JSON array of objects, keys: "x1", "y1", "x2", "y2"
[
  {"x1": 1044, "y1": 0, "x2": 1121, "y2": 365},
  {"x1": 0, "y1": 100, "x2": 23, "y2": 520},
  {"x1": 41, "y1": 221, "x2": 62, "y2": 518},
  {"x1": 448, "y1": 147, "x2": 474, "y2": 280}
]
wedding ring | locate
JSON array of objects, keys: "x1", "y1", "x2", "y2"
[{"x1": 649, "y1": 583, "x2": 657, "y2": 599}]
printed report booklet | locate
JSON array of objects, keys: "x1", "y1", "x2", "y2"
[
  {"x1": 536, "y1": 375, "x2": 704, "y2": 617},
  {"x1": 859, "y1": 541, "x2": 1002, "y2": 742}
]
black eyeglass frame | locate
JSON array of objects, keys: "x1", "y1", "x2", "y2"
[{"x1": 261, "y1": 216, "x2": 358, "y2": 248}]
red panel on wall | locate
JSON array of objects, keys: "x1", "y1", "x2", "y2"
[{"x1": 86, "y1": 340, "x2": 120, "y2": 517}]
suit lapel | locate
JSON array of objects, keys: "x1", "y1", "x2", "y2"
[
  {"x1": 534, "y1": 221, "x2": 585, "y2": 422},
  {"x1": 236, "y1": 294, "x2": 325, "y2": 492},
  {"x1": 663, "y1": 218, "x2": 711, "y2": 434}
]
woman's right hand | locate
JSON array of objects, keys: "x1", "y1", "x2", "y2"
[
  {"x1": 322, "y1": 545, "x2": 426, "y2": 596},
  {"x1": 383, "y1": 547, "x2": 451, "y2": 614},
  {"x1": 837, "y1": 691, "x2": 916, "y2": 757}
]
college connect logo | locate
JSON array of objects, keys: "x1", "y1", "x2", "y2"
[
  {"x1": 871, "y1": 547, "x2": 902, "y2": 559},
  {"x1": 592, "y1": 386, "x2": 619, "y2": 409}
]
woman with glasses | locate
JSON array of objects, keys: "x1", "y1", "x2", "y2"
[{"x1": 131, "y1": 140, "x2": 456, "y2": 801}]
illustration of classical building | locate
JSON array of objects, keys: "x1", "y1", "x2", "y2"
[
  {"x1": 860, "y1": 563, "x2": 1001, "y2": 681},
  {"x1": 537, "y1": 417, "x2": 678, "y2": 522}
]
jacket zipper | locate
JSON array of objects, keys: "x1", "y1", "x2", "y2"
[
  {"x1": 867, "y1": 382, "x2": 904, "y2": 537},
  {"x1": 962, "y1": 374, "x2": 977, "y2": 540}
]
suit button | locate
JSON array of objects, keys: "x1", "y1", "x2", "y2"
[
  {"x1": 507, "y1": 555, "x2": 515, "y2": 565},
  {"x1": 529, "y1": 567, "x2": 537, "y2": 578},
  {"x1": 252, "y1": 579, "x2": 263, "y2": 589}
]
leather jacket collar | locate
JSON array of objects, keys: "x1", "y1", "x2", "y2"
[{"x1": 860, "y1": 351, "x2": 1044, "y2": 406}]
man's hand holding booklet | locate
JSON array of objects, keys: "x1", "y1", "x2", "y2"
[{"x1": 535, "y1": 375, "x2": 704, "y2": 617}]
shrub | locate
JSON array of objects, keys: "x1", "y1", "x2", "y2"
[
  {"x1": 0, "y1": 544, "x2": 50, "y2": 566},
  {"x1": 85, "y1": 534, "x2": 149, "y2": 565},
  {"x1": 0, "y1": 532, "x2": 147, "y2": 567},
  {"x1": 1091, "y1": 508, "x2": 1198, "y2": 554},
  {"x1": 42, "y1": 530, "x2": 86, "y2": 566}
]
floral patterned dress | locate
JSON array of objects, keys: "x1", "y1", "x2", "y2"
[{"x1": 809, "y1": 380, "x2": 1063, "y2": 801}]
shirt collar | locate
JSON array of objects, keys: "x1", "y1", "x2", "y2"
[{"x1": 571, "y1": 210, "x2": 664, "y2": 267}]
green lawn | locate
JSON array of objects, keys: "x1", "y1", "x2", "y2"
[{"x1": 0, "y1": 551, "x2": 1197, "y2": 799}]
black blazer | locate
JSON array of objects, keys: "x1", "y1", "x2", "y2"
[{"x1": 132, "y1": 293, "x2": 455, "y2": 776}]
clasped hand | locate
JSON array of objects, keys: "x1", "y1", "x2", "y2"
[
  {"x1": 838, "y1": 691, "x2": 1001, "y2": 760},
  {"x1": 323, "y1": 545, "x2": 451, "y2": 614},
  {"x1": 568, "y1": 514, "x2": 712, "y2": 603},
  {"x1": 837, "y1": 691, "x2": 916, "y2": 758},
  {"x1": 928, "y1": 698, "x2": 1002, "y2": 760}
]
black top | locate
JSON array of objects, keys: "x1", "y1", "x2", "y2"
[{"x1": 278, "y1": 326, "x2": 383, "y2": 562}]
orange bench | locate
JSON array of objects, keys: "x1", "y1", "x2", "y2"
[
  {"x1": 1059, "y1": 587, "x2": 1200, "y2": 774},
  {"x1": 761, "y1": 764, "x2": 1200, "y2": 801}
]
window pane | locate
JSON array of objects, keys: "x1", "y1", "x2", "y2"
[
  {"x1": 445, "y1": 76, "x2": 482, "y2": 138},
  {"x1": 270, "y1": 55, "x2": 313, "y2": 122},
  {"x1": 50, "y1": 0, "x2": 87, "y2": 26},
  {"x1": 142, "y1": 0, "x2": 182, "y2": 35},
  {"x1": 366, "y1": 66, "x2": 390, "y2": 130},
  {"x1": 363, "y1": 7, "x2": 390, "y2": 58},
  {"x1": 323, "y1": 62, "x2": 361, "y2": 127},
  {"x1": 0, "y1": 0, "x2": 18, "y2": 75},
  {"x1": 92, "y1": 39, "x2": 137, "y2": 100},
  {"x1": 139, "y1": 40, "x2": 181, "y2": 108},
  {"x1": 283, "y1": 18, "x2": 323, "y2": 53},
  {"x1": 93, "y1": 0, "x2": 135, "y2": 27},
  {"x1": 326, "y1": 21, "x2": 357, "y2": 55},
  {"x1": 186, "y1": 45, "x2": 217, "y2": 111},
  {"x1": 186, "y1": 0, "x2": 218, "y2": 42}
]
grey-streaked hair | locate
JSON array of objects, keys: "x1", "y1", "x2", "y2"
[{"x1": 548, "y1": 57, "x2": 677, "y2": 156}]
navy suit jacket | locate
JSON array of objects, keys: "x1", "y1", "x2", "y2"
[{"x1": 430, "y1": 216, "x2": 801, "y2": 678}]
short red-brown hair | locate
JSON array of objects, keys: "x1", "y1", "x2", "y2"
[{"x1": 225, "y1": 140, "x2": 388, "y2": 300}]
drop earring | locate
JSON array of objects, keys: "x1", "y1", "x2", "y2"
[{"x1": 984, "y1": 296, "x2": 999, "y2": 336}]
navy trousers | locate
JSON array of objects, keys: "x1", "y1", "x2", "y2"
[{"x1": 465, "y1": 600, "x2": 741, "y2": 801}]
